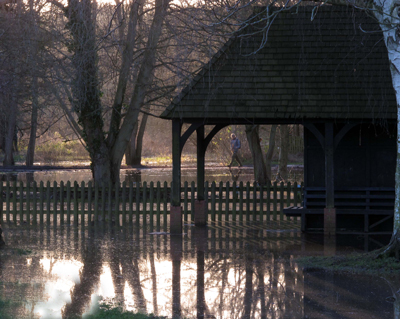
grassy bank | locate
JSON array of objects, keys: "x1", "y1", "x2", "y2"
[{"x1": 296, "y1": 252, "x2": 400, "y2": 276}]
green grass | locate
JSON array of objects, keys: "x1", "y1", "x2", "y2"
[
  {"x1": 83, "y1": 304, "x2": 166, "y2": 319},
  {"x1": 296, "y1": 253, "x2": 400, "y2": 275}
]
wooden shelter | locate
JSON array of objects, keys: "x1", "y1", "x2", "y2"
[{"x1": 160, "y1": 6, "x2": 397, "y2": 234}]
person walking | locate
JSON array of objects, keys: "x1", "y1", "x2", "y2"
[{"x1": 228, "y1": 133, "x2": 243, "y2": 168}]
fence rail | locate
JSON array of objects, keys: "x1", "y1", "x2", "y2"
[{"x1": 0, "y1": 180, "x2": 303, "y2": 226}]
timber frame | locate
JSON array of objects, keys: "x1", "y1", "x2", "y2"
[{"x1": 161, "y1": 6, "x2": 397, "y2": 234}]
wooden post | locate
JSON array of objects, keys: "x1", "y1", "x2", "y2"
[
  {"x1": 324, "y1": 123, "x2": 336, "y2": 235},
  {"x1": 171, "y1": 119, "x2": 182, "y2": 234},
  {"x1": 88, "y1": 181, "x2": 92, "y2": 225},
  {"x1": 33, "y1": 181, "x2": 37, "y2": 225},
  {"x1": 73, "y1": 181, "x2": 78, "y2": 226},
  {"x1": 195, "y1": 125, "x2": 207, "y2": 226},
  {"x1": 156, "y1": 181, "x2": 161, "y2": 227},
  {"x1": 128, "y1": 181, "x2": 133, "y2": 223},
  {"x1": 211, "y1": 182, "x2": 216, "y2": 222},
  {"x1": 122, "y1": 181, "x2": 127, "y2": 224},
  {"x1": 60, "y1": 181, "x2": 64, "y2": 225},
  {"x1": 6, "y1": 181, "x2": 10, "y2": 223},
  {"x1": 226, "y1": 181, "x2": 230, "y2": 221},
  {"x1": 66, "y1": 181, "x2": 71, "y2": 225}
]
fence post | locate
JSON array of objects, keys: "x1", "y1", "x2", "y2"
[
  {"x1": 280, "y1": 182, "x2": 284, "y2": 220},
  {"x1": 245, "y1": 182, "x2": 250, "y2": 222},
  {"x1": 39, "y1": 181, "x2": 44, "y2": 225},
  {"x1": 6, "y1": 180, "x2": 10, "y2": 223},
  {"x1": 286, "y1": 182, "x2": 292, "y2": 221},
  {"x1": 225, "y1": 181, "x2": 230, "y2": 221},
  {"x1": 46, "y1": 181, "x2": 51, "y2": 225},
  {"x1": 33, "y1": 181, "x2": 37, "y2": 225},
  {"x1": 94, "y1": 182, "x2": 99, "y2": 223},
  {"x1": 191, "y1": 181, "x2": 195, "y2": 222},
  {"x1": 129, "y1": 181, "x2": 133, "y2": 223},
  {"x1": 183, "y1": 181, "x2": 188, "y2": 222},
  {"x1": 149, "y1": 181, "x2": 154, "y2": 226},
  {"x1": 156, "y1": 181, "x2": 161, "y2": 227},
  {"x1": 218, "y1": 182, "x2": 223, "y2": 221},
  {"x1": 122, "y1": 181, "x2": 127, "y2": 225},
  {"x1": 163, "y1": 181, "x2": 168, "y2": 229},
  {"x1": 252, "y1": 182, "x2": 257, "y2": 221},
  {"x1": 81, "y1": 181, "x2": 86, "y2": 227},
  {"x1": 259, "y1": 183, "x2": 264, "y2": 222},
  {"x1": 19, "y1": 182, "x2": 23, "y2": 224},
  {"x1": 143, "y1": 181, "x2": 147, "y2": 224},
  {"x1": 135, "y1": 182, "x2": 140, "y2": 224},
  {"x1": 88, "y1": 181, "x2": 93, "y2": 225},
  {"x1": 73, "y1": 181, "x2": 78, "y2": 226},
  {"x1": 273, "y1": 181, "x2": 278, "y2": 220},
  {"x1": 232, "y1": 182, "x2": 237, "y2": 222},
  {"x1": 211, "y1": 182, "x2": 216, "y2": 222},
  {"x1": 266, "y1": 180, "x2": 271, "y2": 221},
  {"x1": 239, "y1": 182, "x2": 243, "y2": 222},
  {"x1": 12, "y1": 180, "x2": 17, "y2": 224},
  {"x1": 52, "y1": 181, "x2": 58, "y2": 226},
  {"x1": 26, "y1": 181, "x2": 30, "y2": 224},
  {"x1": 66, "y1": 181, "x2": 71, "y2": 225},
  {"x1": 60, "y1": 181, "x2": 65, "y2": 225},
  {"x1": 205, "y1": 181, "x2": 209, "y2": 222}
]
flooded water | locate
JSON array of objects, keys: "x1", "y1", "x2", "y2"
[
  {"x1": 0, "y1": 221, "x2": 397, "y2": 319},
  {"x1": 0, "y1": 165, "x2": 304, "y2": 184}
]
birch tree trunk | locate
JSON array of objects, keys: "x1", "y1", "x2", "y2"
[
  {"x1": 245, "y1": 124, "x2": 268, "y2": 185},
  {"x1": 373, "y1": 0, "x2": 400, "y2": 256}
]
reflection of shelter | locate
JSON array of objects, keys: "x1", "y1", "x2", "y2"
[{"x1": 160, "y1": 6, "x2": 396, "y2": 234}]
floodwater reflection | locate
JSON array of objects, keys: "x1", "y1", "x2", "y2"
[{"x1": 0, "y1": 222, "x2": 398, "y2": 319}]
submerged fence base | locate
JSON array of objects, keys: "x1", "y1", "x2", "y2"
[{"x1": 0, "y1": 180, "x2": 302, "y2": 226}]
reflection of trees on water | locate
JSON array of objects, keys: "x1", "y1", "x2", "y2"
[
  {"x1": 63, "y1": 230, "x2": 103, "y2": 319},
  {"x1": 1, "y1": 225, "x2": 398, "y2": 318}
]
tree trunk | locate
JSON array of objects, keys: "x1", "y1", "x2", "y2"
[
  {"x1": 132, "y1": 113, "x2": 148, "y2": 166},
  {"x1": 245, "y1": 124, "x2": 268, "y2": 185},
  {"x1": 3, "y1": 96, "x2": 16, "y2": 166},
  {"x1": 26, "y1": 76, "x2": 38, "y2": 166},
  {"x1": 266, "y1": 125, "x2": 277, "y2": 181},
  {"x1": 372, "y1": 2, "x2": 400, "y2": 258},
  {"x1": 277, "y1": 125, "x2": 289, "y2": 181},
  {"x1": 26, "y1": 0, "x2": 39, "y2": 167},
  {"x1": 125, "y1": 120, "x2": 138, "y2": 165},
  {"x1": 125, "y1": 113, "x2": 148, "y2": 166}
]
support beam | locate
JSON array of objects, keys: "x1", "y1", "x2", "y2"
[
  {"x1": 324, "y1": 123, "x2": 336, "y2": 235},
  {"x1": 171, "y1": 120, "x2": 182, "y2": 234},
  {"x1": 197, "y1": 125, "x2": 205, "y2": 201},
  {"x1": 325, "y1": 123, "x2": 334, "y2": 208},
  {"x1": 195, "y1": 125, "x2": 207, "y2": 226}
]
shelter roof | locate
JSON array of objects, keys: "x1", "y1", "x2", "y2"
[{"x1": 161, "y1": 6, "x2": 396, "y2": 124}]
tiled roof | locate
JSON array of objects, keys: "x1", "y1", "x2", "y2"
[{"x1": 161, "y1": 6, "x2": 396, "y2": 123}]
